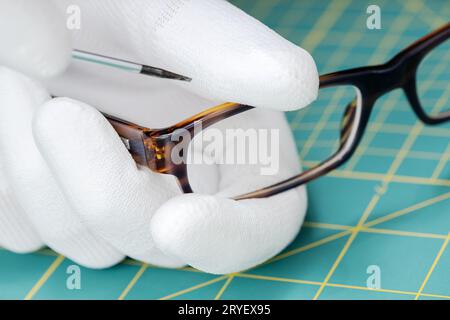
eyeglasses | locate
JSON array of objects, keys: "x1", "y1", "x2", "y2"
[{"x1": 75, "y1": 23, "x2": 449, "y2": 200}]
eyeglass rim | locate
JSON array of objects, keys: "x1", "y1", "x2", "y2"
[{"x1": 104, "y1": 22, "x2": 450, "y2": 200}]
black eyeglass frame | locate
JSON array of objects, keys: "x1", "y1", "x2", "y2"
[{"x1": 234, "y1": 22, "x2": 450, "y2": 199}]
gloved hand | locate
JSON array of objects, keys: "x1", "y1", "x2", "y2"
[{"x1": 0, "y1": 0, "x2": 319, "y2": 274}]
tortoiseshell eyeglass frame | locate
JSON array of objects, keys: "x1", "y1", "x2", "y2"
[{"x1": 104, "y1": 23, "x2": 449, "y2": 200}]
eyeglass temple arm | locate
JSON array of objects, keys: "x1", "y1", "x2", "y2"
[
  {"x1": 395, "y1": 22, "x2": 450, "y2": 59},
  {"x1": 54, "y1": 23, "x2": 449, "y2": 201}
]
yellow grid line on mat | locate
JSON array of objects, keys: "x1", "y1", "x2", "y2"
[
  {"x1": 309, "y1": 10, "x2": 425, "y2": 299},
  {"x1": 237, "y1": 273, "x2": 416, "y2": 295},
  {"x1": 346, "y1": 21, "x2": 450, "y2": 172},
  {"x1": 266, "y1": 230, "x2": 352, "y2": 266},
  {"x1": 157, "y1": 271, "x2": 450, "y2": 300},
  {"x1": 402, "y1": 0, "x2": 447, "y2": 28},
  {"x1": 24, "y1": 255, "x2": 65, "y2": 300},
  {"x1": 278, "y1": 190, "x2": 450, "y2": 263},
  {"x1": 20, "y1": 182, "x2": 446, "y2": 301},
  {"x1": 344, "y1": 8, "x2": 436, "y2": 166},
  {"x1": 118, "y1": 263, "x2": 148, "y2": 300},
  {"x1": 296, "y1": 1, "x2": 370, "y2": 156},
  {"x1": 327, "y1": 169, "x2": 450, "y2": 187},
  {"x1": 344, "y1": 98, "x2": 404, "y2": 171},
  {"x1": 7, "y1": 188, "x2": 449, "y2": 270},
  {"x1": 344, "y1": 11, "x2": 424, "y2": 171},
  {"x1": 301, "y1": 142, "x2": 450, "y2": 162},
  {"x1": 273, "y1": 155, "x2": 450, "y2": 265},
  {"x1": 292, "y1": 120, "x2": 450, "y2": 139},
  {"x1": 212, "y1": 0, "x2": 353, "y2": 300},
  {"x1": 304, "y1": 221, "x2": 448, "y2": 240},
  {"x1": 364, "y1": 191, "x2": 450, "y2": 228},
  {"x1": 215, "y1": 274, "x2": 236, "y2": 300},
  {"x1": 149, "y1": 0, "x2": 370, "y2": 300},
  {"x1": 13, "y1": 0, "x2": 449, "y2": 301},
  {"x1": 312, "y1": 122, "x2": 436, "y2": 299},
  {"x1": 313, "y1": 11, "x2": 449, "y2": 297},
  {"x1": 300, "y1": 0, "x2": 352, "y2": 52},
  {"x1": 272, "y1": 1, "x2": 312, "y2": 32},
  {"x1": 236, "y1": 273, "x2": 450, "y2": 299},
  {"x1": 415, "y1": 233, "x2": 450, "y2": 300},
  {"x1": 128, "y1": 186, "x2": 450, "y2": 286},
  {"x1": 159, "y1": 276, "x2": 229, "y2": 300},
  {"x1": 154, "y1": 272, "x2": 449, "y2": 300},
  {"x1": 360, "y1": 228, "x2": 448, "y2": 240},
  {"x1": 371, "y1": 122, "x2": 450, "y2": 136},
  {"x1": 246, "y1": 0, "x2": 281, "y2": 25},
  {"x1": 428, "y1": 86, "x2": 450, "y2": 177},
  {"x1": 238, "y1": 273, "x2": 320, "y2": 286},
  {"x1": 312, "y1": 194, "x2": 382, "y2": 299},
  {"x1": 431, "y1": 142, "x2": 450, "y2": 180},
  {"x1": 290, "y1": 0, "x2": 355, "y2": 127},
  {"x1": 6, "y1": 188, "x2": 447, "y2": 270}
]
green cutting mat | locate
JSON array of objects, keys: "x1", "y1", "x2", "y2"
[{"x1": 1, "y1": 0, "x2": 449, "y2": 300}]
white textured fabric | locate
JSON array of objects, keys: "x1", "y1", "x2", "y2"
[
  {"x1": 0, "y1": 0, "x2": 71, "y2": 78},
  {"x1": 0, "y1": 0, "x2": 318, "y2": 274},
  {"x1": 0, "y1": 168, "x2": 43, "y2": 253},
  {"x1": 33, "y1": 98, "x2": 185, "y2": 267},
  {"x1": 0, "y1": 68, "x2": 123, "y2": 268},
  {"x1": 47, "y1": 0, "x2": 318, "y2": 114},
  {"x1": 152, "y1": 191, "x2": 306, "y2": 274}
]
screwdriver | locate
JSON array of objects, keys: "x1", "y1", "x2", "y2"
[{"x1": 72, "y1": 49, "x2": 192, "y2": 82}]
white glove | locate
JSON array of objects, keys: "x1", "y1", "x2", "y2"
[{"x1": 0, "y1": 0, "x2": 319, "y2": 274}]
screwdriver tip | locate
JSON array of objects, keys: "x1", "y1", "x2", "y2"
[{"x1": 141, "y1": 65, "x2": 192, "y2": 82}]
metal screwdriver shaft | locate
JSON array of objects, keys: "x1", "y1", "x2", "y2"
[{"x1": 72, "y1": 49, "x2": 192, "y2": 82}]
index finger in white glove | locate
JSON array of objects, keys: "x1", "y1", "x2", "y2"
[{"x1": 50, "y1": 0, "x2": 319, "y2": 111}]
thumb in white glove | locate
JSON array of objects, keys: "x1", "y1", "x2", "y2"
[{"x1": 0, "y1": 0, "x2": 319, "y2": 274}]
